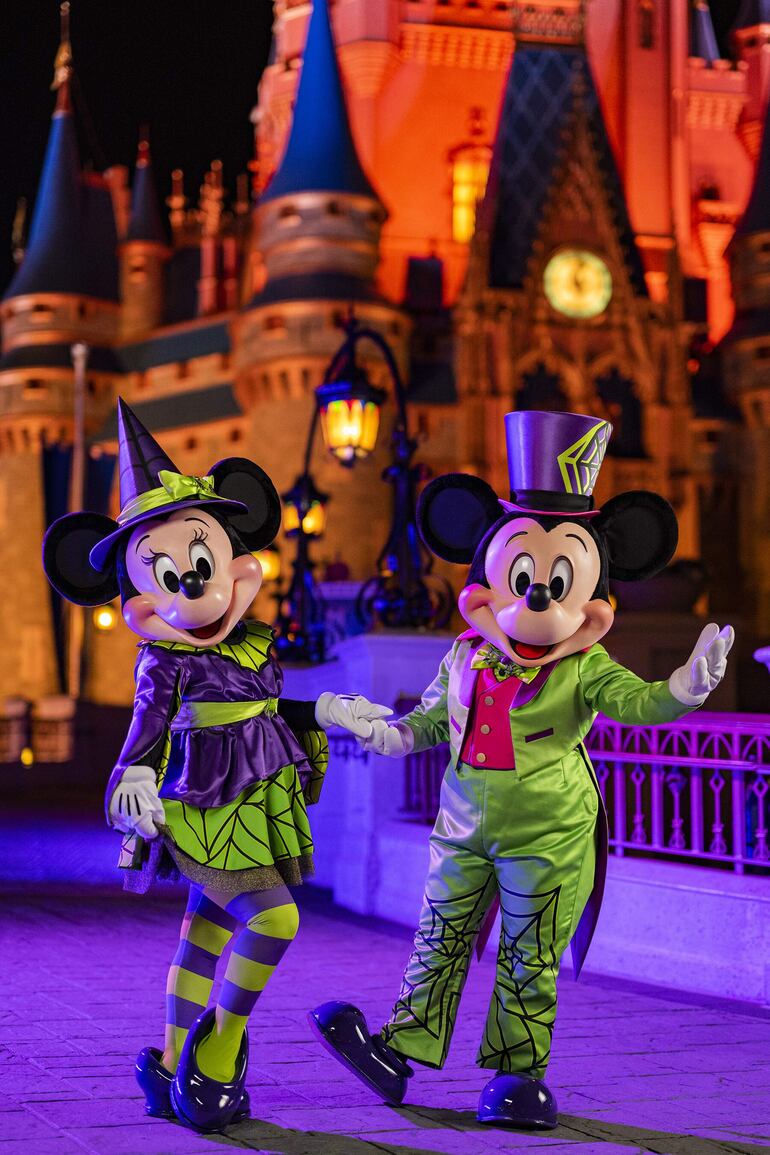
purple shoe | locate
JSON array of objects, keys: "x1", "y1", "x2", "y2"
[
  {"x1": 170, "y1": 1009, "x2": 251, "y2": 1133},
  {"x1": 135, "y1": 1047, "x2": 174, "y2": 1118},
  {"x1": 477, "y1": 1072, "x2": 558, "y2": 1129},
  {"x1": 308, "y1": 1000, "x2": 413, "y2": 1105}
]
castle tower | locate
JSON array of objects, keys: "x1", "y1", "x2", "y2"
[
  {"x1": 732, "y1": 0, "x2": 770, "y2": 159},
  {"x1": 456, "y1": 0, "x2": 698, "y2": 554},
  {"x1": 234, "y1": 0, "x2": 407, "y2": 583},
  {"x1": 0, "y1": 7, "x2": 119, "y2": 700},
  {"x1": 722, "y1": 98, "x2": 770, "y2": 633},
  {"x1": 119, "y1": 137, "x2": 170, "y2": 339}
]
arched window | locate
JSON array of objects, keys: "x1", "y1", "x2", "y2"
[
  {"x1": 448, "y1": 108, "x2": 492, "y2": 244},
  {"x1": 516, "y1": 363, "x2": 569, "y2": 412},
  {"x1": 595, "y1": 369, "x2": 644, "y2": 457},
  {"x1": 639, "y1": 0, "x2": 655, "y2": 49}
]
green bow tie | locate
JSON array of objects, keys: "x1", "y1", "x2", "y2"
[{"x1": 471, "y1": 643, "x2": 541, "y2": 683}]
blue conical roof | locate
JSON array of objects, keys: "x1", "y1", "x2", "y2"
[
  {"x1": 733, "y1": 0, "x2": 770, "y2": 29},
  {"x1": 690, "y1": 1, "x2": 720, "y2": 63},
  {"x1": 4, "y1": 91, "x2": 83, "y2": 300},
  {"x1": 126, "y1": 139, "x2": 167, "y2": 244},
  {"x1": 261, "y1": 0, "x2": 379, "y2": 204},
  {"x1": 4, "y1": 84, "x2": 119, "y2": 302}
]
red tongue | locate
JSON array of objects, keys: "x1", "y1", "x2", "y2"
[
  {"x1": 514, "y1": 641, "x2": 551, "y2": 660},
  {"x1": 189, "y1": 616, "x2": 224, "y2": 640}
]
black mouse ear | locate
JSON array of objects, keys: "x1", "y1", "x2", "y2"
[
  {"x1": 209, "y1": 457, "x2": 282, "y2": 551},
  {"x1": 595, "y1": 491, "x2": 678, "y2": 581},
  {"x1": 42, "y1": 512, "x2": 121, "y2": 606},
  {"x1": 418, "y1": 473, "x2": 502, "y2": 564}
]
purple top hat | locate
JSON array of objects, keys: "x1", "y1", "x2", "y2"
[
  {"x1": 501, "y1": 410, "x2": 613, "y2": 517},
  {"x1": 89, "y1": 399, "x2": 247, "y2": 571}
]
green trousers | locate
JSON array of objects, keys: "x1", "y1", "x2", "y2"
[{"x1": 381, "y1": 753, "x2": 598, "y2": 1076}]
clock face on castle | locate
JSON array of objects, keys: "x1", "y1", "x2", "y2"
[{"x1": 543, "y1": 249, "x2": 613, "y2": 319}]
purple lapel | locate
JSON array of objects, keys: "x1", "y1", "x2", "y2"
[{"x1": 511, "y1": 659, "x2": 562, "y2": 709}]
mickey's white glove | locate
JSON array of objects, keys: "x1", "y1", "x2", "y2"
[
  {"x1": 668, "y1": 623, "x2": 735, "y2": 707},
  {"x1": 360, "y1": 718, "x2": 415, "y2": 758},
  {"x1": 315, "y1": 692, "x2": 393, "y2": 739},
  {"x1": 108, "y1": 764, "x2": 165, "y2": 840}
]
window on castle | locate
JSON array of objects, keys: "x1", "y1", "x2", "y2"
[
  {"x1": 639, "y1": 0, "x2": 655, "y2": 49},
  {"x1": 449, "y1": 140, "x2": 491, "y2": 244},
  {"x1": 516, "y1": 363, "x2": 568, "y2": 412},
  {"x1": 595, "y1": 369, "x2": 644, "y2": 457},
  {"x1": 23, "y1": 379, "x2": 46, "y2": 398}
]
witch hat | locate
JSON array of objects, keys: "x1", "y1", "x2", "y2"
[{"x1": 42, "y1": 398, "x2": 282, "y2": 606}]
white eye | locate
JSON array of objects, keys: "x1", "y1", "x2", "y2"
[
  {"x1": 153, "y1": 555, "x2": 180, "y2": 594},
  {"x1": 549, "y1": 556, "x2": 573, "y2": 602},
  {"x1": 190, "y1": 541, "x2": 215, "y2": 582},
  {"x1": 509, "y1": 553, "x2": 535, "y2": 597}
]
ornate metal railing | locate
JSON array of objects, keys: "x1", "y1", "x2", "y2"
[{"x1": 400, "y1": 710, "x2": 770, "y2": 875}]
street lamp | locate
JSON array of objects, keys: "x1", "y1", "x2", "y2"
[
  {"x1": 317, "y1": 317, "x2": 452, "y2": 631},
  {"x1": 273, "y1": 317, "x2": 451, "y2": 664}
]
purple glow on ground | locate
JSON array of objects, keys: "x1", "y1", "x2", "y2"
[{"x1": 3, "y1": 872, "x2": 770, "y2": 1153}]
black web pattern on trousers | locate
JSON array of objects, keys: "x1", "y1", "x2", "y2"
[
  {"x1": 478, "y1": 881, "x2": 561, "y2": 1073},
  {"x1": 383, "y1": 878, "x2": 496, "y2": 1068}
]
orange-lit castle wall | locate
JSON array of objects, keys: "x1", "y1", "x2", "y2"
[{"x1": 257, "y1": 0, "x2": 756, "y2": 340}]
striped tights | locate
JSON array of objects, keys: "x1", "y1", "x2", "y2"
[{"x1": 162, "y1": 882, "x2": 298, "y2": 1081}]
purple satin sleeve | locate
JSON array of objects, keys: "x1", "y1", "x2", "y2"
[{"x1": 103, "y1": 646, "x2": 186, "y2": 821}]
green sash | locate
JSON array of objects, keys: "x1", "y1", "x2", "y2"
[{"x1": 169, "y1": 697, "x2": 278, "y2": 731}]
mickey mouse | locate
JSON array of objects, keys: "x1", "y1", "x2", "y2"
[
  {"x1": 42, "y1": 399, "x2": 386, "y2": 1134},
  {"x1": 310, "y1": 409, "x2": 733, "y2": 1130}
]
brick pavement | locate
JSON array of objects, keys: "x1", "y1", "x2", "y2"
[{"x1": 2, "y1": 883, "x2": 770, "y2": 1155}]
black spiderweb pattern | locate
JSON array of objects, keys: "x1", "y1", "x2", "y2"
[
  {"x1": 383, "y1": 877, "x2": 496, "y2": 1068},
  {"x1": 478, "y1": 881, "x2": 562, "y2": 1074}
]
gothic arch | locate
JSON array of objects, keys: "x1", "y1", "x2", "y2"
[
  {"x1": 512, "y1": 349, "x2": 582, "y2": 410},
  {"x1": 592, "y1": 366, "x2": 645, "y2": 458}
]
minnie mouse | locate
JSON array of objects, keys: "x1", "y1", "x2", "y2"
[
  {"x1": 42, "y1": 399, "x2": 385, "y2": 1134},
  {"x1": 310, "y1": 409, "x2": 733, "y2": 1130}
]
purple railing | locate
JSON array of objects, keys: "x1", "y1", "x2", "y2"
[{"x1": 399, "y1": 710, "x2": 770, "y2": 875}]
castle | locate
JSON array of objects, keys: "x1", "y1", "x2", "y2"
[{"x1": 1, "y1": 0, "x2": 769, "y2": 710}]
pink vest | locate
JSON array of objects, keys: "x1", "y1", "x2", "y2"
[{"x1": 459, "y1": 667, "x2": 522, "y2": 770}]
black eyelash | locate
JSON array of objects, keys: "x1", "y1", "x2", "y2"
[
  {"x1": 191, "y1": 529, "x2": 208, "y2": 544},
  {"x1": 140, "y1": 551, "x2": 159, "y2": 565}
]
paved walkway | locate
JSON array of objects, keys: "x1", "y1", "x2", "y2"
[{"x1": 2, "y1": 884, "x2": 770, "y2": 1155}]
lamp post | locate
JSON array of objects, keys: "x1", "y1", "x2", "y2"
[
  {"x1": 274, "y1": 317, "x2": 451, "y2": 663},
  {"x1": 316, "y1": 317, "x2": 452, "y2": 631}
]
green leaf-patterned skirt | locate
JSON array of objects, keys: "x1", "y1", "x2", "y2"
[{"x1": 161, "y1": 760, "x2": 317, "y2": 894}]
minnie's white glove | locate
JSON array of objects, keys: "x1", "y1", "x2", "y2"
[
  {"x1": 360, "y1": 719, "x2": 415, "y2": 758},
  {"x1": 668, "y1": 623, "x2": 735, "y2": 707},
  {"x1": 315, "y1": 692, "x2": 393, "y2": 739},
  {"x1": 108, "y1": 765, "x2": 165, "y2": 840}
]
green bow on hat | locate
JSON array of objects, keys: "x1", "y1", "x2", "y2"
[
  {"x1": 471, "y1": 642, "x2": 541, "y2": 683},
  {"x1": 117, "y1": 470, "x2": 219, "y2": 526}
]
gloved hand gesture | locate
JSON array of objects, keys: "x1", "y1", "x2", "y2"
[
  {"x1": 361, "y1": 718, "x2": 415, "y2": 758},
  {"x1": 315, "y1": 692, "x2": 393, "y2": 739},
  {"x1": 108, "y1": 764, "x2": 165, "y2": 840},
  {"x1": 668, "y1": 623, "x2": 735, "y2": 707}
]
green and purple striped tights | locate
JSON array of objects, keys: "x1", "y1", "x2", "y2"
[{"x1": 162, "y1": 883, "x2": 298, "y2": 1081}]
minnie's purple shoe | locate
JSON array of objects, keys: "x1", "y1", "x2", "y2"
[
  {"x1": 170, "y1": 1009, "x2": 251, "y2": 1133},
  {"x1": 135, "y1": 1047, "x2": 175, "y2": 1118}
]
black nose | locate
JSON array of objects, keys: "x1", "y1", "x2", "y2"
[
  {"x1": 526, "y1": 583, "x2": 552, "y2": 613},
  {"x1": 180, "y1": 571, "x2": 205, "y2": 600}
]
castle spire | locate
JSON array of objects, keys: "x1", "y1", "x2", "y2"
[
  {"x1": 3, "y1": 4, "x2": 82, "y2": 300},
  {"x1": 261, "y1": 0, "x2": 379, "y2": 204},
  {"x1": 690, "y1": 1, "x2": 720, "y2": 65},
  {"x1": 125, "y1": 134, "x2": 167, "y2": 244}
]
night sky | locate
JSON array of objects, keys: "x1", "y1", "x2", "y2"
[
  {"x1": 0, "y1": 0, "x2": 274, "y2": 293},
  {"x1": 0, "y1": 1, "x2": 743, "y2": 297}
]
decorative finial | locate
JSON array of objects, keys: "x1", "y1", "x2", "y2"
[
  {"x1": 137, "y1": 124, "x2": 151, "y2": 168},
  {"x1": 167, "y1": 168, "x2": 187, "y2": 231},
  {"x1": 52, "y1": 2, "x2": 73, "y2": 110}
]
